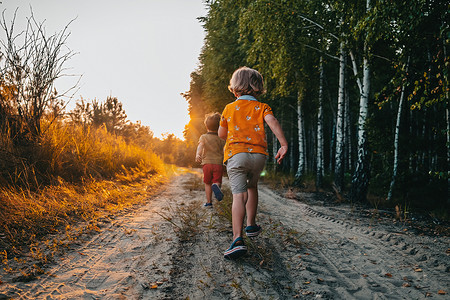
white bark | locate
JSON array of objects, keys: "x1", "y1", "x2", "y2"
[
  {"x1": 317, "y1": 57, "x2": 324, "y2": 187},
  {"x1": 387, "y1": 57, "x2": 409, "y2": 202},
  {"x1": 295, "y1": 94, "x2": 305, "y2": 180},
  {"x1": 350, "y1": 0, "x2": 371, "y2": 202},
  {"x1": 344, "y1": 89, "x2": 352, "y2": 172},
  {"x1": 335, "y1": 42, "x2": 346, "y2": 191}
]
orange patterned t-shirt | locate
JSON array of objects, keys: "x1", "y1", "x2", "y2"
[{"x1": 220, "y1": 96, "x2": 273, "y2": 163}]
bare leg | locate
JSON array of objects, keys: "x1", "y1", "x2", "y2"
[
  {"x1": 232, "y1": 192, "x2": 248, "y2": 240},
  {"x1": 205, "y1": 183, "x2": 212, "y2": 204},
  {"x1": 246, "y1": 186, "x2": 258, "y2": 227}
]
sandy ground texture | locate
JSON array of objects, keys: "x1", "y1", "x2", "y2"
[{"x1": 0, "y1": 169, "x2": 449, "y2": 299}]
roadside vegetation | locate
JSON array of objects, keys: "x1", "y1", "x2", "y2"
[{"x1": 0, "y1": 10, "x2": 186, "y2": 275}]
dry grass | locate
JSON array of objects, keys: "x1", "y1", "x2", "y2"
[
  {"x1": 39, "y1": 120, "x2": 164, "y2": 182},
  {"x1": 0, "y1": 171, "x2": 168, "y2": 278},
  {"x1": 0, "y1": 171, "x2": 167, "y2": 251},
  {"x1": 0, "y1": 120, "x2": 169, "y2": 277},
  {"x1": 215, "y1": 187, "x2": 233, "y2": 224},
  {"x1": 157, "y1": 200, "x2": 208, "y2": 242}
]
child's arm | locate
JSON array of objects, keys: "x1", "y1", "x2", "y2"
[
  {"x1": 196, "y1": 141, "x2": 204, "y2": 163},
  {"x1": 264, "y1": 114, "x2": 288, "y2": 164},
  {"x1": 218, "y1": 126, "x2": 227, "y2": 140}
]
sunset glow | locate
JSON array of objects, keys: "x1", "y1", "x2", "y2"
[{"x1": 5, "y1": 0, "x2": 206, "y2": 141}]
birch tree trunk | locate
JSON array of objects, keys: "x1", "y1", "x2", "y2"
[
  {"x1": 335, "y1": 42, "x2": 346, "y2": 192},
  {"x1": 326, "y1": 76, "x2": 337, "y2": 174},
  {"x1": 387, "y1": 57, "x2": 410, "y2": 202},
  {"x1": 350, "y1": 55, "x2": 371, "y2": 202},
  {"x1": 295, "y1": 93, "x2": 305, "y2": 183},
  {"x1": 344, "y1": 90, "x2": 352, "y2": 172},
  {"x1": 316, "y1": 57, "x2": 324, "y2": 189},
  {"x1": 290, "y1": 115, "x2": 295, "y2": 174},
  {"x1": 350, "y1": 0, "x2": 372, "y2": 203}
]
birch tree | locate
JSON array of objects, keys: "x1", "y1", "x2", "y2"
[
  {"x1": 350, "y1": 0, "x2": 372, "y2": 202},
  {"x1": 295, "y1": 92, "x2": 306, "y2": 180},
  {"x1": 344, "y1": 89, "x2": 352, "y2": 172},
  {"x1": 316, "y1": 57, "x2": 324, "y2": 188},
  {"x1": 387, "y1": 58, "x2": 409, "y2": 202},
  {"x1": 334, "y1": 41, "x2": 346, "y2": 192}
]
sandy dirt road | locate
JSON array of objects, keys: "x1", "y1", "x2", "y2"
[{"x1": 0, "y1": 170, "x2": 448, "y2": 299}]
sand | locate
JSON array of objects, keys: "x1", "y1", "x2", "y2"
[{"x1": 0, "y1": 170, "x2": 448, "y2": 299}]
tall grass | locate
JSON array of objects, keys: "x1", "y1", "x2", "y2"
[
  {"x1": 0, "y1": 120, "x2": 166, "y2": 260},
  {"x1": 39, "y1": 121, "x2": 164, "y2": 182}
]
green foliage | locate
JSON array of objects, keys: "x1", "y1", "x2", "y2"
[
  {"x1": 152, "y1": 133, "x2": 191, "y2": 167},
  {"x1": 70, "y1": 96, "x2": 128, "y2": 134},
  {"x1": 182, "y1": 0, "x2": 449, "y2": 211},
  {"x1": 199, "y1": 0, "x2": 249, "y2": 109}
]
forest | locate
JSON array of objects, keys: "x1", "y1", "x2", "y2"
[
  {"x1": 182, "y1": 0, "x2": 449, "y2": 214},
  {"x1": 0, "y1": 0, "x2": 448, "y2": 259},
  {"x1": 0, "y1": 2, "x2": 448, "y2": 296}
]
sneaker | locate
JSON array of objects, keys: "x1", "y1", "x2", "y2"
[
  {"x1": 245, "y1": 225, "x2": 262, "y2": 237},
  {"x1": 224, "y1": 237, "x2": 247, "y2": 260},
  {"x1": 211, "y1": 183, "x2": 224, "y2": 201},
  {"x1": 203, "y1": 202, "x2": 213, "y2": 207}
]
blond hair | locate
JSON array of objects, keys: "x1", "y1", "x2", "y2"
[
  {"x1": 228, "y1": 66, "x2": 265, "y2": 97},
  {"x1": 204, "y1": 112, "x2": 221, "y2": 132}
]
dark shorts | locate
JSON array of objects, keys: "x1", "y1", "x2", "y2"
[{"x1": 202, "y1": 164, "x2": 224, "y2": 184}]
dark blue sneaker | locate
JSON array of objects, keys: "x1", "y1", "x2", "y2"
[
  {"x1": 211, "y1": 183, "x2": 224, "y2": 201},
  {"x1": 224, "y1": 237, "x2": 247, "y2": 260},
  {"x1": 245, "y1": 225, "x2": 262, "y2": 237},
  {"x1": 203, "y1": 202, "x2": 213, "y2": 207}
]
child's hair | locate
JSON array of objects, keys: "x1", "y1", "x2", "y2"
[
  {"x1": 204, "y1": 112, "x2": 221, "y2": 132},
  {"x1": 228, "y1": 66, "x2": 265, "y2": 97}
]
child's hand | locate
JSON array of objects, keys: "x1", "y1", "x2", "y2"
[
  {"x1": 195, "y1": 155, "x2": 202, "y2": 163},
  {"x1": 275, "y1": 146, "x2": 288, "y2": 164}
]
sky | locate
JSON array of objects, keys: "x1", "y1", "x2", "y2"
[{"x1": 1, "y1": 0, "x2": 207, "y2": 139}]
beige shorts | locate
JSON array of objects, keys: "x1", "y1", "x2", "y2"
[{"x1": 226, "y1": 153, "x2": 267, "y2": 194}]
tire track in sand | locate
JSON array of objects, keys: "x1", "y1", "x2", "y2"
[
  {"x1": 1, "y1": 172, "x2": 448, "y2": 299},
  {"x1": 257, "y1": 186, "x2": 450, "y2": 299}
]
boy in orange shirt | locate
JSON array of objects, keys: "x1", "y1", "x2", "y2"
[
  {"x1": 196, "y1": 113, "x2": 225, "y2": 207},
  {"x1": 219, "y1": 66, "x2": 288, "y2": 259}
]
